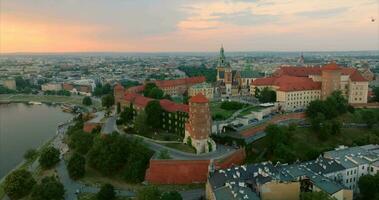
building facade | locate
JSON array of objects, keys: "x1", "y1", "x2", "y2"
[
  {"x1": 41, "y1": 83, "x2": 62, "y2": 91},
  {"x1": 251, "y1": 62, "x2": 369, "y2": 111},
  {"x1": 2, "y1": 79, "x2": 16, "y2": 90},
  {"x1": 188, "y1": 82, "x2": 214, "y2": 100}
]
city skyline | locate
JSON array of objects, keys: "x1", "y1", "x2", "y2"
[{"x1": 1, "y1": 0, "x2": 379, "y2": 53}]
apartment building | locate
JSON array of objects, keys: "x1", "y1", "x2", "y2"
[{"x1": 188, "y1": 82, "x2": 214, "y2": 100}]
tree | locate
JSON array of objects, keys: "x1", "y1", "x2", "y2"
[
  {"x1": 68, "y1": 130, "x2": 94, "y2": 154},
  {"x1": 88, "y1": 133, "x2": 129, "y2": 175},
  {"x1": 4, "y1": 169, "x2": 36, "y2": 199},
  {"x1": 148, "y1": 87, "x2": 164, "y2": 99},
  {"x1": 137, "y1": 186, "x2": 161, "y2": 200},
  {"x1": 220, "y1": 101, "x2": 245, "y2": 110},
  {"x1": 358, "y1": 174, "x2": 379, "y2": 200},
  {"x1": 254, "y1": 87, "x2": 261, "y2": 98},
  {"x1": 134, "y1": 111, "x2": 151, "y2": 135},
  {"x1": 145, "y1": 100, "x2": 163, "y2": 129},
  {"x1": 97, "y1": 184, "x2": 116, "y2": 200},
  {"x1": 24, "y1": 148, "x2": 37, "y2": 160},
  {"x1": 362, "y1": 110, "x2": 377, "y2": 128},
  {"x1": 161, "y1": 191, "x2": 182, "y2": 200},
  {"x1": 257, "y1": 87, "x2": 276, "y2": 103},
  {"x1": 102, "y1": 94, "x2": 114, "y2": 108},
  {"x1": 301, "y1": 191, "x2": 336, "y2": 200},
  {"x1": 265, "y1": 124, "x2": 287, "y2": 150},
  {"x1": 82, "y1": 96, "x2": 92, "y2": 106},
  {"x1": 39, "y1": 146, "x2": 60, "y2": 169},
  {"x1": 30, "y1": 176, "x2": 65, "y2": 200},
  {"x1": 67, "y1": 153, "x2": 86, "y2": 180},
  {"x1": 310, "y1": 113, "x2": 325, "y2": 132},
  {"x1": 120, "y1": 106, "x2": 134, "y2": 124},
  {"x1": 144, "y1": 83, "x2": 158, "y2": 97},
  {"x1": 373, "y1": 86, "x2": 379, "y2": 102}
]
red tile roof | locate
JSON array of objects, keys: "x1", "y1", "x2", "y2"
[
  {"x1": 159, "y1": 99, "x2": 189, "y2": 113},
  {"x1": 322, "y1": 62, "x2": 341, "y2": 71},
  {"x1": 252, "y1": 75, "x2": 321, "y2": 92},
  {"x1": 155, "y1": 76, "x2": 206, "y2": 88},
  {"x1": 189, "y1": 93, "x2": 209, "y2": 103},
  {"x1": 126, "y1": 85, "x2": 145, "y2": 93},
  {"x1": 274, "y1": 65, "x2": 367, "y2": 82},
  {"x1": 349, "y1": 69, "x2": 367, "y2": 82},
  {"x1": 114, "y1": 83, "x2": 124, "y2": 91}
]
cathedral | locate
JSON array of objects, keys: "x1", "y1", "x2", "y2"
[{"x1": 216, "y1": 46, "x2": 263, "y2": 97}]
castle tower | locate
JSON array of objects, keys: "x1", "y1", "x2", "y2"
[
  {"x1": 321, "y1": 61, "x2": 341, "y2": 100},
  {"x1": 216, "y1": 45, "x2": 232, "y2": 96},
  {"x1": 114, "y1": 83, "x2": 125, "y2": 106},
  {"x1": 184, "y1": 93, "x2": 216, "y2": 154},
  {"x1": 216, "y1": 45, "x2": 226, "y2": 82}
]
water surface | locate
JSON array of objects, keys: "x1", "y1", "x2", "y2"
[{"x1": 0, "y1": 103, "x2": 72, "y2": 179}]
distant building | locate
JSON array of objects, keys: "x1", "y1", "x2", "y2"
[
  {"x1": 62, "y1": 79, "x2": 95, "y2": 96},
  {"x1": 216, "y1": 46, "x2": 263, "y2": 97},
  {"x1": 184, "y1": 93, "x2": 216, "y2": 154},
  {"x1": 188, "y1": 82, "x2": 214, "y2": 100},
  {"x1": 154, "y1": 76, "x2": 206, "y2": 96},
  {"x1": 41, "y1": 83, "x2": 62, "y2": 91},
  {"x1": 251, "y1": 62, "x2": 369, "y2": 111},
  {"x1": 1, "y1": 79, "x2": 16, "y2": 90}
]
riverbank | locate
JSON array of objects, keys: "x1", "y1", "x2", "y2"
[{"x1": 0, "y1": 94, "x2": 101, "y2": 109}]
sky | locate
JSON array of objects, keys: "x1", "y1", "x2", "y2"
[{"x1": 1, "y1": 0, "x2": 379, "y2": 53}]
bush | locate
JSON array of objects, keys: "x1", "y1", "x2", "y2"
[
  {"x1": 67, "y1": 153, "x2": 86, "y2": 180},
  {"x1": 24, "y1": 148, "x2": 37, "y2": 160},
  {"x1": 4, "y1": 169, "x2": 36, "y2": 199},
  {"x1": 137, "y1": 186, "x2": 161, "y2": 200},
  {"x1": 68, "y1": 130, "x2": 95, "y2": 154},
  {"x1": 30, "y1": 176, "x2": 65, "y2": 200},
  {"x1": 161, "y1": 191, "x2": 182, "y2": 200},
  {"x1": 97, "y1": 184, "x2": 115, "y2": 200},
  {"x1": 82, "y1": 96, "x2": 92, "y2": 106},
  {"x1": 39, "y1": 146, "x2": 60, "y2": 169}
]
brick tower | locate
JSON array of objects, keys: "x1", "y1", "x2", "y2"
[
  {"x1": 184, "y1": 93, "x2": 216, "y2": 154},
  {"x1": 321, "y1": 62, "x2": 341, "y2": 100}
]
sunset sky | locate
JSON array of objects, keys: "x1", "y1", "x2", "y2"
[{"x1": 1, "y1": 0, "x2": 378, "y2": 53}]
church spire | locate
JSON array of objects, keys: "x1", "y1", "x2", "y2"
[{"x1": 218, "y1": 44, "x2": 227, "y2": 67}]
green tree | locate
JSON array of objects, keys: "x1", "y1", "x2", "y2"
[
  {"x1": 68, "y1": 130, "x2": 94, "y2": 154},
  {"x1": 220, "y1": 101, "x2": 245, "y2": 110},
  {"x1": 82, "y1": 96, "x2": 92, "y2": 106},
  {"x1": 24, "y1": 148, "x2": 37, "y2": 161},
  {"x1": 67, "y1": 153, "x2": 86, "y2": 180},
  {"x1": 120, "y1": 106, "x2": 134, "y2": 124},
  {"x1": 254, "y1": 87, "x2": 261, "y2": 98},
  {"x1": 144, "y1": 83, "x2": 158, "y2": 97},
  {"x1": 373, "y1": 86, "x2": 379, "y2": 102},
  {"x1": 310, "y1": 113, "x2": 325, "y2": 132},
  {"x1": 145, "y1": 100, "x2": 163, "y2": 129},
  {"x1": 301, "y1": 191, "x2": 336, "y2": 200},
  {"x1": 137, "y1": 186, "x2": 161, "y2": 200},
  {"x1": 39, "y1": 146, "x2": 60, "y2": 169},
  {"x1": 161, "y1": 191, "x2": 182, "y2": 200},
  {"x1": 257, "y1": 87, "x2": 276, "y2": 103},
  {"x1": 30, "y1": 176, "x2": 65, "y2": 200},
  {"x1": 88, "y1": 133, "x2": 129, "y2": 175},
  {"x1": 362, "y1": 110, "x2": 377, "y2": 128},
  {"x1": 102, "y1": 94, "x2": 114, "y2": 108},
  {"x1": 148, "y1": 87, "x2": 164, "y2": 99},
  {"x1": 4, "y1": 169, "x2": 36, "y2": 199},
  {"x1": 265, "y1": 124, "x2": 287, "y2": 150},
  {"x1": 97, "y1": 184, "x2": 116, "y2": 200},
  {"x1": 358, "y1": 174, "x2": 379, "y2": 200},
  {"x1": 134, "y1": 111, "x2": 151, "y2": 135}
]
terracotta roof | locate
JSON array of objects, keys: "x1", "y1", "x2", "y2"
[
  {"x1": 349, "y1": 69, "x2": 367, "y2": 82},
  {"x1": 155, "y1": 76, "x2": 206, "y2": 88},
  {"x1": 126, "y1": 85, "x2": 145, "y2": 93},
  {"x1": 322, "y1": 62, "x2": 342, "y2": 71},
  {"x1": 252, "y1": 75, "x2": 321, "y2": 92},
  {"x1": 189, "y1": 93, "x2": 209, "y2": 103},
  {"x1": 274, "y1": 66, "x2": 322, "y2": 77},
  {"x1": 133, "y1": 95, "x2": 153, "y2": 108},
  {"x1": 159, "y1": 99, "x2": 189, "y2": 113},
  {"x1": 124, "y1": 93, "x2": 139, "y2": 102}
]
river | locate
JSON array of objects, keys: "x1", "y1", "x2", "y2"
[{"x1": 0, "y1": 103, "x2": 72, "y2": 179}]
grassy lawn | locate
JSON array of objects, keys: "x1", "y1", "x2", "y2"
[
  {"x1": 210, "y1": 102, "x2": 237, "y2": 120},
  {"x1": 162, "y1": 143, "x2": 196, "y2": 154},
  {"x1": 0, "y1": 94, "x2": 101, "y2": 109},
  {"x1": 247, "y1": 127, "x2": 379, "y2": 164}
]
